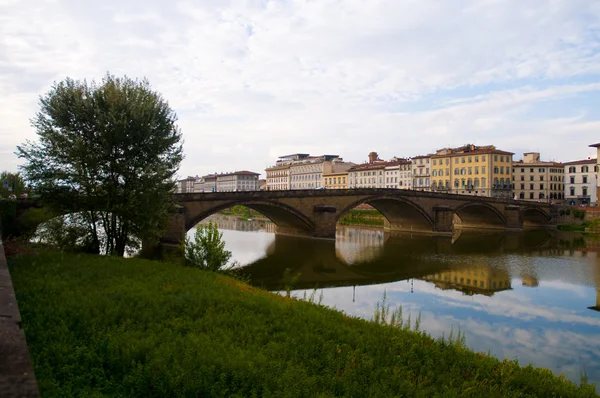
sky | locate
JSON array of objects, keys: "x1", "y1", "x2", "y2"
[{"x1": 2, "y1": 0, "x2": 600, "y2": 179}]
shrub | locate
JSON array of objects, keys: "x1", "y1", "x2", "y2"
[{"x1": 182, "y1": 222, "x2": 233, "y2": 272}]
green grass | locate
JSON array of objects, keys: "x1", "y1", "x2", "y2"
[
  {"x1": 9, "y1": 250, "x2": 598, "y2": 397},
  {"x1": 338, "y1": 209, "x2": 385, "y2": 227}
]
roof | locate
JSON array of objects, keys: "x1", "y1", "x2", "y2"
[
  {"x1": 512, "y1": 160, "x2": 563, "y2": 167},
  {"x1": 323, "y1": 171, "x2": 349, "y2": 176},
  {"x1": 218, "y1": 170, "x2": 260, "y2": 176},
  {"x1": 348, "y1": 158, "x2": 411, "y2": 171},
  {"x1": 412, "y1": 154, "x2": 433, "y2": 159},
  {"x1": 432, "y1": 144, "x2": 514, "y2": 158},
  {"x1": 589, "y1": 143, "x2": 600, "y2": 148},
  {"x1": 563, "y1": 158, "x2": 597, "y2": 166}
]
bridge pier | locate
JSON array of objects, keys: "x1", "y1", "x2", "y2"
[
  {"x1": 505, "y1": 205, "x2": 523, "y2": 230},
  {"x1": 433, "y1": 206, "x2": 454, "y2": 235},
  {"x1": 312, "y1": 205, "x2": 338, "y2": 239}
]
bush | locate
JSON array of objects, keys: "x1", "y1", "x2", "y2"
[{"x1": 182, "y1": 222, "x2": 233, "y2": 272}]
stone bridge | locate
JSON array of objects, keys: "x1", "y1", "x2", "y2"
[{"x1": 164, "y1": 189, "x2": 554, "y2": 245}]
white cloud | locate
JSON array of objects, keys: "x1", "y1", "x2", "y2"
[{"x1": 1, "y1": 0, "x2": 600, "y2": 175}]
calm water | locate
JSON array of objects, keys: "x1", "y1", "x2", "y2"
[{"x1": 194, "y1": 215, "x2": 600, "y2": 388}]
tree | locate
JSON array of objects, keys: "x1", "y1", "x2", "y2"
[
  {"x1": 0, "y1": 171, "x2": 27, "y2": 197},
  {"x1": 17, "y1": 73, "x2": 183, "y2": 256},
  {"x1": 183, "y1": 222, "x2": 233, "y2": 272}
]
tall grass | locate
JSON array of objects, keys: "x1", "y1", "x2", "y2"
[{"x1": 9, "y1": 250, "x2": 598, "y2": 397}]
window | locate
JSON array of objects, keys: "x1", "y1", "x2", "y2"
[
  {"x1": 455, "y1": 158, "x2": 459, "y2": 164},
  {"x1": 482, "y1": 166, "x2": 486, "y2": 174},
  {"x1": 520, "y1": 175, "x2": 524, "y2": 181},
  {"x1": 481, "y1": 178, "x2": 486, "y2": 187},
  {"x1": 482, "y1": 155, "x2": 486, "y2": 161},
  {"x1": 433, "y1": 159, "x2": 437, "y2": 165},
  {"x1": 521, "y1": 168, "x2": 524, "y2": 173},
  {"x1": 519, "y1": 192, "x2": 525, "y2": 199},
  {"x1": 475, "y1": 156, "x2": 479, "y2": 162},
  {"x1": 494, "y1": 155, "x2": 498, "y2": 161},
  {"x1": 530, "y1": 184, "x2": 534, "y2": 190},
  {"x1": 530, "y1": 192, "x2": 534, "y2": 199},
  {"x1": 582, "y1": 166, "x2": 589, "y2": 173},
  {"x1": 530, "y1": 176, "x2": 534, "y2": 181},
  {"x1": 570, "y1": 176, "x2": 575, "y2": 184},
  {"x1": 540, "y1": 175, "x2": 544, "y2": 181},
  {"x1": 583, "y1": 175, "x2": 588, "y2": 184},
  {"x1": 540, "y1": 184, "x2": 544, "y2": 190},
  {"x1": 570, "y1": 187, "x2": 575, "y2": 196},
  {"x1": 468, "y1": 167, "x2": 472, "y2": 175},
  {"x1": 500, "y1": 156, "x2": 504, "y2": 162},
  {"x1": 461, "y1": 157, "x2": 465, "y2": 163},
  {"x1": 521, "y1": 184, "x2": 525, "y2": 190},
  {"x1": 468, "y1": 157, "x2": 472, "y2": 163}
]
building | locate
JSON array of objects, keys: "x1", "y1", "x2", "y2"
[
  {"x1": 430, "y1": 144, "x2": 514, "y2": 198},
  {"x1": 421, "y1": 265, "x2": 512, "y2": 296},
  {"x1": 384, "y1": 158, "x2": 412, "y2": 189},
  {"x1": 266, "y1": 153, "x2": 354, "y2": 190},
  {"x1": 323, "y1": 171, "x2": 349, "y2": 189},
  {"x1": 215, "y1": 171, "x2": 260, "y2": 192},
  {"x1": 203, "y1": 174, "x2": 217, "y2": 193},
  {"x1": 511, "y1": 153, "x2": 564, "y2": 202},
  {"x1": 176, "y1": 176, "x2": 199, "y2": 193},
  {"x1": 564, "y1": 158, "x2": 598, "y2": 206},
  {"x1": 348, "y1": 152, "x2": 387, "y2": 189},
  {"x1": 590, "y1": 143, "x2": 600, "y2": 202},
  {"x1": 412, "y1": 155, "x2": 432, "y2": 191},
  {"x1": 258, "y1": 179, "x2": 267, "y2": 191}
]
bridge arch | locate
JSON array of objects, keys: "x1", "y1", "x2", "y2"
[
  {"x1": 453, "y1": 202, "x2": 506, "y2": 229},
  {"x1": 336, "y1": 196, "x2": 434, "y2": 233},
  {"x1": 184, "y1": 200, "x2": 316, "y2": 236},
  {"x1": 522, "y1": 207, "x2": 551, "y2": 227}
]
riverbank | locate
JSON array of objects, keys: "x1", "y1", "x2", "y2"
[{"x1": 7, "y1": 248, "x2": 597, "y2": 397}]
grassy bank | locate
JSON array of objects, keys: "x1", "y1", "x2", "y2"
[
  {"x1": 9, "y1": 250, "x2": 597, "y2": 397},
  {"x1": 338, "y1": 209, "x2": 385, "y2": 227},
  {"x1": 218, "y1": 205, "x2": 264, "y2": 219}
]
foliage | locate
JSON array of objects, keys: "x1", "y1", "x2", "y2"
[
  {"x1": 219, "y1": 205, "x2": 262, "y2": 220},
  {"x1": 573, "y1": 208, "x2": 586, "y2": 220},
  {"x1": 0, "y1": 199, "x2": 18, "y2": 238},
  {"x1": 338, "y1": 209, "x2": 385, "y2": 227},
  {"x1": 9, "y1": 250, "x2": 598, "y2": 397},
  {"x1": 34, "y1": 214, "x2": 100, "y2": 253},
  {"x1": 182, "y1": 222, "x2": 233, "y2": 272},
  {"x1": 16, "y1": 73, "x2": 183, "y2": 256},
  {"x1": 282, "y1": 268, "x2": 301, "y2": 297},
  {"x1": 0, "y1": 171, "x2": 28, "y2": 197}
]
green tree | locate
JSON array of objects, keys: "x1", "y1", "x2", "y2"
[
  {"x1": 183, "y1": 222, "x2": 233, "y2": 272},
  {"x1": 0, "y1": 171, "x2": 27, "y2": 197},
  {"x1": 17, "y1": 73, "x2": 183, "y2": 256}
]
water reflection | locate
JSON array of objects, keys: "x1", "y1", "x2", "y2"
[{"x1": 195, "y1": 215, "x2": 600, "y2": 389}]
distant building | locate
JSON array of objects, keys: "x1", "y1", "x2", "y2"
[
  {"x1": 564, "y1": 158, "x2": 597, "y2": 206},
  {"x1": 322, "y1": 171, "x2": 349, "y2": 189},
  {"x1": 412, "y1": 155, "x2": 432, "y2": 191},
  {"x1": 348, "y1": 152, "x2": 386, "y2": 189},
  {"x1": 590, "y1": 143, "x2": 600, "y2": 203},
  {"x1": 204, "y1": 174, "x2": 217, "y2": 193},
  {"x1": 430, "y1": 144, "x2": 514, "y2": 199},
  {"x1": 384, "y1": 158, "x2": 412, "y2": 189},
  {"x1": 265, "y1": 153, "x2": 354, "y2": 190},
  {"x1": 176, "y1": 176, "x2": 199, "y2": 193},
  {"x1": 258, "y1": 179, "x2": 267, "y2": 191},
  {"x1": 511, "y1": 152, "x2": 564, "y2": 202},
  {"x1": 215, "y1": 171, "x2": 260, "y2": 192}
]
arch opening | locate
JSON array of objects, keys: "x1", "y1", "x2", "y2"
[
  {"x1": 185, "y1": 201, "x2": 315, "y2": 237},
  {"x1": 454, "y1": 203, "x2": 506, "y2": 229},
  {"x1": 523, "y1": 208, "x2": 550, "y2": 227},
  {"x1": 336, "y1": 197, "x2": 433, "y2": 233}
]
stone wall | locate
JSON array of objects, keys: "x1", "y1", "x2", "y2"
[{"x1": 0, "y1": 222, "x2": 40, "y2": 397}]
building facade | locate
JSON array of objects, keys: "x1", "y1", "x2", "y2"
[
  {"x1": 412, "y1": 155, "x2": 431, "y2": 191},
  {"x1": 215, "y1": 171, "x2": 260, "y2": 192},
  {"x1": 266, "y1": 153, "x2": 353, "y2": 190},
  {"x1": 420, "y1": 265, "x2": 511, "y2": 297},
  {"x1": 384, "y1": 158, "x2": 412, "y2": 189},
  {"x1": 176, "y1": 176, "x2": 199, "y2": 193},
  {"x1": 348, "y1": 152, "x2": 387, "y2": 189},
  {"x1": 430, "y1": 144, "x2": 514, "y2": 198},
  {"x1": 511, "y1": 152, "x2": 564, "y2": 202},
  {"x1": 323, "y1": 171, "x2": 349, "y2": 189},
  {"x1": 590, "y1": 143, "x2": 600, "y2": 202},
  {"x1": 203, "y1": 174, "x2": 217, "y2": 193},
  {"x1": 564, "y1": 158, "x2": 598, "y2": 206}
]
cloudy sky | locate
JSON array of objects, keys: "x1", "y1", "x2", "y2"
[{"x1": 2, "y1": 0, "x2": 600, "y2": 178}]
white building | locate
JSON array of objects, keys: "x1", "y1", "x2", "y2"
[
  {"x1": 412, "y1": 155, "x2": 431, "y2": 191},
  {"x1": 215, "y1": 171, "x2": 260, "y2": 192},
  {"x1": 564, "y1": 158, "x2": 598, "y2": 206},
  {"x1": 176, "y1": 176, "x2": 199, "y2": 193},
  {"x1": 348, "y1": 152, "x2": 387, "y2": 189},
  {"x1": 384, "y1": 158, "x2": 412, "y2": 189},
  {"x1": 203, "y1": 174, "x2": 217, "y2": 193},
  {"x1": 266, "y1": 153, "x2": 354, "y2": 190},
  {"x1": 590, "y1": 143, "x2": 600, "y2": 203}
]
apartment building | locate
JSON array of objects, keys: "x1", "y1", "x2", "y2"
[
  {"x1": 430, "y1": 144, "x2": 514, "y2": 199},
  {"x1": 384, "y1": 158, "x2": 412, "y2": 189},
  {"x1": 176, "y1": 176, "x2": 198, "y2": 193},
  {"x1": 203, "y1": 174, "x2": 217, "y2": 193},
  {"x1": 564, "y1": 158, "x2": 598, "y2": 206},
  {"x1": 323, "y1": 171, "x2": 349, "y2": 189},
  {"x1": 412, "y1": 155, "x2": 432, "y2": 191},
  {"x1": 266, "y1": 153, "x2": 354, "y2": 190},
  {"x1": 591, "y1": 143, "x2": 600, "y2": 202},
  {"x1": 511, "y1": 153, "x2": 564, "y2": 202},
  {"x1": 215, "y1": 171, "x2": 260, "y2": 192},
  {"x1": 348, "y1": 152, "x2": 386, "y2": 188},
  {"x1": 421, "y1": 265, "x2": 511, "y2": 297}
]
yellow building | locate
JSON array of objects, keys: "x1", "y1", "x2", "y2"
[
  {"x1": 430, "y1": 144, "x2": 514, "y2": 199},
  {"x1": 421, "y1": 264, "x2": 512, "y2": 296},
  {"x1": 323, "y1": 171, "x2": 349, "y2": 189}
]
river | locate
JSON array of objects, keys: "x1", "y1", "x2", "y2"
[{"x1": 193, "y1": 214, "x2": 600, "y2": 389}]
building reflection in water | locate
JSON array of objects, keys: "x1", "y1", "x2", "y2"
[{"x1": 421, "y1": 265, "x2": 512, "y2": 297}]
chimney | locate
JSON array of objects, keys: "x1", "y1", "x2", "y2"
[{"x1": 368, "y1": 152, "x2": 379, "y2": 164}]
